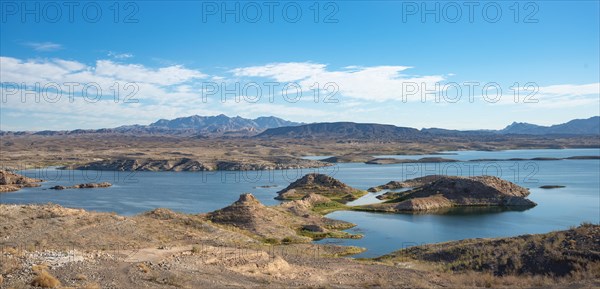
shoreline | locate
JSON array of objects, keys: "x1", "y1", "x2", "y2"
[{"x1": 1, "y1": 202, "x2": 597, "y2": 259}]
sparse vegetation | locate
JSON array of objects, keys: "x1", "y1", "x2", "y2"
[
  {"x1": 378, "y1": 224, "x2": 600, "y2": 278},
  {"x1": 1, "y1": 203, "x2": 598, "y2": 288},
  {"x1": 311, "y1": 201, "x2": 350, "y2": 214},
  {"x1": 31, "y1": 269, "x2": 61, "y2": 288},
  {"x1": 82, "y1": 283, "x2": 101, "y2": 289},
  {"x1": 263, "y1": 238, "x2": 281, "y2": 245},
  {"x1": 1, "y1": 256, "x2": 21, "y2": 275},
  {"x1": 2, "y1": 133, "x2": 597, "y2": 173},
  {"x1": 191, "y1": 245, "x2": 202, "y2": 254},
  {"x1": 74, "y1": 274, "x2": 87, "y2": 281},
  {"x1": 137, "y1": 263, "x2": 151, "y2": 273},
  {"x1": 298, "y1": 229, "x2": 362, "y2": 240}
]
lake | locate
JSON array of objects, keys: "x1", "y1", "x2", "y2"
[{"x1": 2, "y1": 148, "x2": 599, "y2": 258}]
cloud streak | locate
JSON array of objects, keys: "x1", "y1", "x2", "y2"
[{"x1": 23, "y1": 42, "x2": 63, "y2": 51}]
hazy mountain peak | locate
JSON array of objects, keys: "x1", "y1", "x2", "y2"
[
  {"x1": 145, "y1": 114, "x2": 301, "y2": 134},
  {"x1": 501, "y1": 116, "x2": 599, "y2": 135}
]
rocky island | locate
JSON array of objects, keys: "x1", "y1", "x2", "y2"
[
  {"x1": 49, "y1": 182, "x2": 112, "y2": 190},
  {"x1": 365, "y1": 157, "x2": 460, "y2": 165},
  {"x1": 274, "y1": 173, "x2": 367, "y2": 203},
  {"x1": 360, "y1": 175, "x2": 536, "y2": 212},
  {"x1": 539, "y1": 185, "x2": 567, "y2": 189}
]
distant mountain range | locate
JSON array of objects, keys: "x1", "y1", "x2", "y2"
[
  {"x1": 118, "y1": 114, "x2": 301, "y2": 135},
  {"x1": 0, "y1": 115, "x2": 598, "y2": 138},
  {"x1": 419, "y1": 116, "x2": 600, "y2": 137},
  {"x1": 257, "y1": 122, "x2": 422, "y2": 140},
  {"x1": 0, "y1": 115, "x2": 302, "y2": 137}
]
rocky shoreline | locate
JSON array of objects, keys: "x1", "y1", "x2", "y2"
[
  {"x1": 0, "y1": 170, "x2": 43, "y2": 193},
  {"x1": 323, "y1": 154, "x2": 600, "y2": 165},
  {"x1": 49, "y1": 182, "x2": 112, "y2": 190},
  {"x1": 59, "y1": 157, "x2": 332, "y2": 172}
]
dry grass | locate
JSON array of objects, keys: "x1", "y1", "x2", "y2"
[
  {"x1": 191, "y1": 245, "x2": 202, "y2": 254},
  {"x1": 81, "y1": 282, "x2": 101, "y2": 289},
  {"x1": 3, "y1": 246, "x2": 21, "y2": 256},
  {"x1": 6, "y1": 281, "x2": 28, "y2": 289},
  {"x1": 446, "y1": 271, "x2": 567, "y2": 288},
  {"x1": 137, "y1": 262, "x2": 151, "y2": 273},
  {"x1": 147, "y1": 272, "x2": 190, "y2": 288},
  {"x1": 74, "y1": 273, "x2": 87, "y2": 281},
  {"x1": 1, "y1": 256, "x2": 21, "y2": 275},
  {"x1": 30, "y1": 269, "x2": 61, "y2": 288},
  {"x1": 31, "y1": 263, "x2": 49, "y2": 273}
]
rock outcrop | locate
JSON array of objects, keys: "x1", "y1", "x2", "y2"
[
  {"x1": 207, "y1": 193, "x2": 307, "y2": 241},
  {"x1": 49, "y1": 182, "x2": 112, "y2": 190},
  {"x1": 275, "y1": 173, "x2": 367, "y2": 202},
  {"x1": 361, "y1": 175, "x2": 536, "y2": 212},
  {"x1": 206, "y1": 193, "x2": 358, "y2": 242},
  {"x1": 0, "y1": 170, "x2": 43, "y2": 193}
]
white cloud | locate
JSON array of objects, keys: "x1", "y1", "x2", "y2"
[
  {"x1": 488, "y1": 83, "x2": 600, "y2": 108},
  {"x1": 534, "y1": 83, "x2": 600, "y2": 108},
  {"x1": 23, "y1": 42, "x2": 63, "y2": 51},
  {"x1": 231, "y1": 62, "x2": 445, "y2": 101},
  {"x1": 0, "y1": 56, "x2": 208, "y2": 91},
  {"x1": 0, "y1": 56, "x2": 213, "y2": 130},
  {"x1": 232, "y1": 62, "x2": 327, "y2": 82},
  {"x1": 539, "y1": 83, "x2": 599, "y2": 96},
  {"x1": 108, "y1": 51, "x2": 134, "y2": 59},
  {"x1": 94, "y1": 60, "x2": 207, "y2": 86}
]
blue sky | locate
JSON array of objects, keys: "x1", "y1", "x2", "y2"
[{"x1": 1, "y1": 1, "x2": 599, "y2": 130}]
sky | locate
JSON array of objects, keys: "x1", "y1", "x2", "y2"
[{"x1": 0, "y1": 1, "x2": 599, "y2": 131}]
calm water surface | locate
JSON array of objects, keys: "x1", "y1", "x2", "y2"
[{"x1": 2, "y1": 149, "x2": 598, "y2": 257}]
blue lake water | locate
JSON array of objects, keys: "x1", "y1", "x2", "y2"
[{"x1": 2, "y1": 149, "x2": 599, "y2": 257}]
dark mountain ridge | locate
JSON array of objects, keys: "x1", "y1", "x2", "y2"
[
  {"x1": 500, "y1": 116, "x2": 600, "y2": 135},
  {"x1": 256, "y1": 122, "x2": 423, "y2": 140}
]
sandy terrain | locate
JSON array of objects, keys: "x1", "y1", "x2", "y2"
[
  {"x1": 1, "y1": 203, "x2": 598, "y2": 289},
  {"x1": 1, "y1": 134, "x2": 598, "y2": 170}
]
